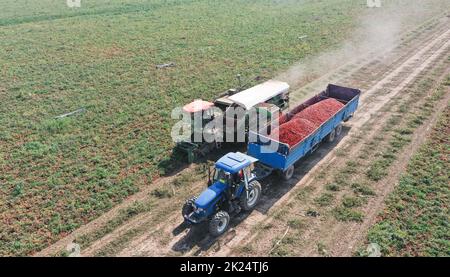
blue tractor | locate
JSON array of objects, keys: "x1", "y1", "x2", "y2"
[{"x1": 182, "y1": 152, "x2": 262, "y2": 236}]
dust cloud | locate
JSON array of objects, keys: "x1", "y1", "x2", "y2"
[{"x1": 276, "y1": 0, "x2": 450, "y2": 89}]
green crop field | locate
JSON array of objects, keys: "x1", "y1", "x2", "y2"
[
  {"x1": 365, "y1": 100, "x2": 450, "y2": 257},
  {"x1": 0, "y1": 0, "x2": 370, "y2": 257},
  {"x1": 0, "y1": 0, "x2": 448, "y2": 257}
]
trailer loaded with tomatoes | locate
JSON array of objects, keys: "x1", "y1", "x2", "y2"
[
  {"x1": 182, "y1": 84, "x2": 361, "y2": 236},
  {"x1": 248, "y1": 84, "x2": 361, "y2": 180}
]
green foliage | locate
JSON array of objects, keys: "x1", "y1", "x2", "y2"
[
  {"x1": 0, "y1": 0, "x2": 367, "y2": 256},
  {"x1": 332, "y1": 206, "x2": 364, "y2": 222},
  {"x1": 334, "y1": 172, "x2": 350, "y2": 186},
  {"x1": 342, "y1": 195, "x2": 364, "y2": 208},
  {"x1": 1, "y1": 0, "x2": 447, "y2": 257},
  {"x1": 21, "y1": 141, "x2": 50, "y2": 158},
  {"x1": 366, "y1": 159, "x2": 391, "y2": 181},
  {"x1": 41, "y1": 118, "x2": 74, "y2": 134},
  {"x1": 314, "y1": 193, "x2": 335, "y2": 207},
  {"x1": 151, "y1": 188, "x2": 173, "y2": 199},
  {"x1": 11, "y1": 183, "x2": 24, "y2": 198},
  {"x1": 325, "y1": 183, "x2": 340, "y2": 192},
  {"x1": 351, "y1": 183, "x2": 376, "y2": 196},
  {"x1": 287, "y1": 219, "x2": 304, "y2": 230}
]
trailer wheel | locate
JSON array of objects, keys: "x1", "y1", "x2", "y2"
[
  {"x1": 282, "y1": 165, "x2": 295, "y2": 181},
  {"x1": 327, "y1": 129, "x2": 336, "y2": 143},
  {"x1": 335, "y1": 124, "x2": 343, "y2": 137},
  {"x1": 209, "y1": 211, "x2": 230, "y2": 237},
  {"x1": 182, "y1": 196, "x2": 197, "y2": 218},
  {"x1": 240, "y1": 181, "x2": 262, "y2": 211}
]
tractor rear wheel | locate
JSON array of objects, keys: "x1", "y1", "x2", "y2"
[
  {"x1": 209, "y1": 211, "x2": 230, "y2": 237},
  {"x1": 182, "y1": 196, "x2": 197, "y2": 218},
  {"x1": 240, "y1": 181, "x2": 262, "y2": 211}
]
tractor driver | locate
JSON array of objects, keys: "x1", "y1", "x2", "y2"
[
  {"x1": 217, "y1": 169, "x2": 242, "y2": 201},
  {"x1": 230, "y1": 170, "x2": 245, "y2": 199}
]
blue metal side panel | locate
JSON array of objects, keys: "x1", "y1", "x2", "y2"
[
  {"x1": 284, "y1": 138, "x2": 309, "y2": 170},
  {"x1": 247, "y1": 85, "x2": 361, "y2": 172},
  {"x1": 247, "y1": 143, "x2": 286, "y2": 169}
]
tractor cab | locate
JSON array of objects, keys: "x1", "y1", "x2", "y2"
[{"x1": 182, "y1": 152, "x2": 262, "y2": 236}]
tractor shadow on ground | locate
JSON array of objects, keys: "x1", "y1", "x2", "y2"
[
  {"x1": 170, "y1": 211, "x2": 254, "y2": 255},
  {"x1": 157, "y1": 150, "x2": 193, "y2": 178},
  {"x1": 169, "y1": 126, "x2": 351, "y2": 255}
]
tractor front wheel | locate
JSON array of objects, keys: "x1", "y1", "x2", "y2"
[
  {"x1": 240, "y1": 181, "x2": 262, "y2": 211},
  {"x1": 182, "y1": 196, "x2": 197, "y2": 218},
  {"x1": 209, "y1": 211, "x2": 230, "y2": 237}
]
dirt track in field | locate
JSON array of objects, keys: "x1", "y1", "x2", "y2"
[{"x1": 35, "y1": 13, "x2": 450, "y2": 257}]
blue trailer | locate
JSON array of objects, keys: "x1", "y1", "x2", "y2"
[
  {"x1": 182, "y1": 84, "x2": 360, "y2": 236},
  {"x1": 248, "y1": 84, "x2": 361, "y2": 180}
]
